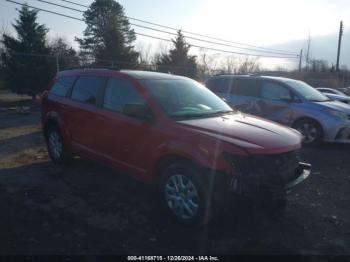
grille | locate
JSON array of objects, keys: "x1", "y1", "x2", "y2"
[{"x1": 239, "y1": 151, "x2": 300, "y2": 183}]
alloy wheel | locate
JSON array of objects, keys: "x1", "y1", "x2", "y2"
[
  {"x1": 297, "y1": 123, "x2": 318, "y2": 144},
  {"x1": 164, "y1": 174, "x2": 200, "y2": 220}
]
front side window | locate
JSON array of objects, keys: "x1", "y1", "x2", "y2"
[
  {"x1": 71, "y1": 76, "x2": 107, "y2": 105},
  {"x1": 261, "y1": 81, "x2": 292, "y2": 101},
  {"x1": 143, "y1": 79, "x2": 232, "y2": 118},
  {"x1": 50, "y1": 76, "x2": 76, "y2": 97},
  {"x1": 103, "y1": 78, "x2": 146, "y2": 112}
]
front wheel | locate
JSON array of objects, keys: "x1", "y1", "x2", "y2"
[
  {"x1": 159, "y1": 163, "x2": 212, "y2": 226},
  {"x1": 294, "y1": 119, "x2": 323, "y2": 146}
]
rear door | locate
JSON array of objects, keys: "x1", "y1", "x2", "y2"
[
  {"x1": 228, "y1": 78, "x2": 262, "y2": 115},
  {"x1": 65, "y1": 75, "x2": 107, "y2": 152},
  {"x1": 258, "y1": 80, "x2": 295, "y2": 125}
]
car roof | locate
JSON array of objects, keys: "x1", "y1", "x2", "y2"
[
  {"x1": 208, "y1": 74, "x2": 297, "y2": 83},
  {"x1": 58, "y1": 68, "x2": 188, "y2": 81}
]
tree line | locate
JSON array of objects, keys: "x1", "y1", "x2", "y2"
[
  {"x1": 2, "y1": 0, "x2": 343, "y2": 98},
  {"x1": 0, "y1": 0, "x2": 200, "y2": 98}
]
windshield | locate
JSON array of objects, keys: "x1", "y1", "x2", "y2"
[
  {"x1": 285, "y1": 80, "x2": 330, "y2": 102},
  {"x1": 142, "y1": 79, "x2": 233, "y2": 118}
]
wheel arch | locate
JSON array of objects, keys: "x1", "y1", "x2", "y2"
[
  {"x1": 292, "y1": 116, "x2": 324, "y2": 142},
  {"x1": 292, "y1": 116, "x2": 324, "y2": 131},
  {"x1": 152, "y1": 154, "x2": 200, "y2": 185}
]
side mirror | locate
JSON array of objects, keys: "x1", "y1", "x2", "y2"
[{"x1": 123, "y1": 103, "x2": 153, "y2": 121}]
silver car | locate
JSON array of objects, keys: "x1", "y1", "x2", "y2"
[
  {"x1": 206, "y1": 75, "x2": 350, "y2": 145},
  {"x1": 316, "y1": 87, "x2": 350, "y2": 104}
]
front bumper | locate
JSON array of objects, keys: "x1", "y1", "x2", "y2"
[
  {"x1": 205, "y1": 158, "x2": 311, "y2": 212},
  {"x1": 323, "y1": 120, "x2": 350, "y2": 143},
  {"x1": 228, "y1": 161, "x2": 311, "y2": 201},
  {"x1": 284, "y1": 162, "x2": 311, "y2": 190}
]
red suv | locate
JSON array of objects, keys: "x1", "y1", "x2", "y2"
[{"x1": 41, "y1": 68, "x2": 311, "y2": 225}]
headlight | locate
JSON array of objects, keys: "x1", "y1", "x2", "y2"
[{"x1": 326, "y1": 109, "x2": 348, "y2": 121}]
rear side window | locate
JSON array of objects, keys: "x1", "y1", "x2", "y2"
[
  {"x1": 50, "y1": 76, "x2": 76, "y2": 97},
  {"x1": 207, "y1": 78, "x2": 233, "y2": 93},
  {"x1": 71, "y1": 76, "x2": 107, "y2": 105},
  {"x1": 233, "y1": 79, "x2": 260, "y2": 97},
  {"x1": 261, "y1": 81, "x2": 292, "y2": 100},
  {"x1": 103, "y1": 78, "x2": 146, "y2": 113}
]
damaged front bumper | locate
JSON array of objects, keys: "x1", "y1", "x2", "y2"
[
  {"x1": 229, "y1": 161, "x2": 312, "y2": 198},
  {"x1": 284, "y1": 162, "x2": 311, "y2": 190},
  {"x1": 206, "y1": 152, "x2": 311, "y2": 212}
]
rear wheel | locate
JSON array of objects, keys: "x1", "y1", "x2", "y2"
[
  {"x1": 159, "y1": 163, "x2": 212, "y2": 226},
  {"x1": 294, "y1": 119, "x2": 323, "y2": 146},
  {"x1": 45, "y1": 125, "x2": 73, "y2": 164}
]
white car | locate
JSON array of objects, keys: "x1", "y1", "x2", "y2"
[{"x1": 316, "y1": 87, "x2": 350, "y2": 105}]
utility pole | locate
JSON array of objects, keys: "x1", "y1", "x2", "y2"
[
  {"x1": 298, "y1": 49, "x2": 303, "y2": 72},
  {"x1": 336, "y1": 21, "x2": 344, "y2": 72},
  {"x1": 306, "y1": 32, "x2": 311, "y2": 64}
]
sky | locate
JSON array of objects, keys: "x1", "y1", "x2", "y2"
[{"x1": 1, "y1": 0, "x2": 350, "y2": 69}]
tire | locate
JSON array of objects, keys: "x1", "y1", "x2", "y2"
[
  {"x1": 45, "y1": 125, "x2": 73, "y2": 165},
  {"x1": 293, "y1": 119, "x2": 323, "y2": 146},
  {"x1": 159, "y1": 163, "x2": 212, "y2": 226}
]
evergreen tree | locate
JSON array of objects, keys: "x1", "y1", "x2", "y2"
[
  {"x1": 1, "y1": 6, "x2": 52, "y2": 99},
  {"x1": 156, "y1": 30, "x2": 197, "y2": 78},
  {"x1": 76, "y1": 0, "x2": 138, "y2": 67}
]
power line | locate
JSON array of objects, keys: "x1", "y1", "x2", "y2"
[
  {"x1": 135, "y1": 32, "x2": 298, "y2": 58},
  {"x1": 37, "y1": 0, "x2": 297, "y2": 56},
  {"x1": 5, "y1": 0, "x2": 299, "y2": 59},
  {"x1": 59, "y1": 0, "x2": 297, "y2": 55}
]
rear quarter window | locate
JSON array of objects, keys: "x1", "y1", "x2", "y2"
[{"x1": 49, "y1": 76, "x2": 76, "y2": 97}]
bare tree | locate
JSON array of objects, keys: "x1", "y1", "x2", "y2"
[
  {"x1": 136, "y1": 42, "x2": 153, "y2": 68},
  {"x1": 220, "y1": 55, "x2": 237, "y2": 74},
  {"x1": 236, "y1": 56, "x2": 260, "y2": 74}
]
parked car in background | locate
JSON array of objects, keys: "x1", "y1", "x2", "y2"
[
  {"x1": 206, "y1": 75, "x2": 350, "y2": 145},
  {"x1": 316, "y1": 87, "x2": 350, "y2": 104},
  {"x1": 339, "y1": 87, "x2": 350, "y2": 96},
  {"x1": 41, "y1": 68, "x2": 311, "y2": 226}
]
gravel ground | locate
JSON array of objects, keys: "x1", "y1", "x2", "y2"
[{"x1": 0, "y1": 92, "x2": 349, "y2": 255}]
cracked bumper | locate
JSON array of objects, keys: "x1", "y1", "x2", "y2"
[{"x1": 285, "y1": 162, "x2": 311, "y2": 190}]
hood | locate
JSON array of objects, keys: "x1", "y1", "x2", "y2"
[
  {"x1": 177, "y1": 112, "x2": 302, "y2": 154},
  {"x1": 314, "y1": 100, "x2": 350, "y2": 113}
]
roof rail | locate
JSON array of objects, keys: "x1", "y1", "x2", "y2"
[{"x1": 65, "y1": 66, "x2": 120, "y2": 71}]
